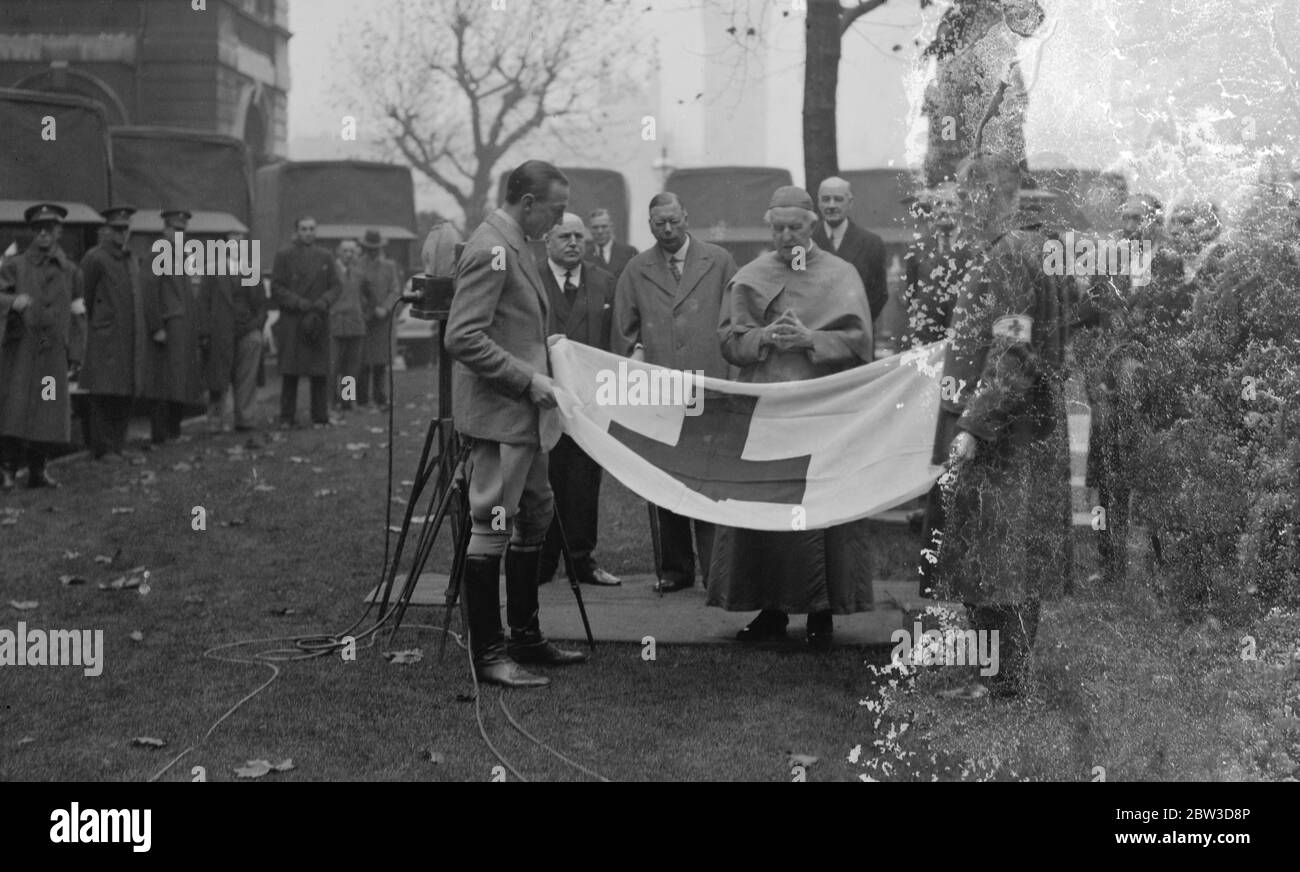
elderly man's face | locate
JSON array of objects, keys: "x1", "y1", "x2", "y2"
[
  {"x1": 818, "y1": 182, "x2": 852, "y2": 227},
  {"x1": 547, "y1": 216, "x2": 587, "y2": 269},
  {"x1": 589, "y1": 214, "x2": 613, "y2": 247},
  {"x1": 770, "y1": 207, "x2": 815, "y2": 265},
  {"x1": 649, "y1": 201, "x2": 688, "y2": 252}
]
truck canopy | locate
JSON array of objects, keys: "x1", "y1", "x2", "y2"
[
  {"x1": 496, "y1": 167, "x2": 630, "y2": 242},
  {"x1": 0, "y1": 87, "x2": 112, "y2": 211},
  {"x1": 254, "y1": 160, "x2": 417, "y2": 268},
  {"x1": 110, "y1": 126, "x2": 253, "y2": 229}
]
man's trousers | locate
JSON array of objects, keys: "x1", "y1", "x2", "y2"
[
  {"x1": 88, "y1": 394, "x2": 132, "y2": 457},
  {"x1": 540, "y1": 434, "x2": 602, "y2": 579},
  {"x1": 280, "y1": 375, "x2": 328, "y2": 425}
]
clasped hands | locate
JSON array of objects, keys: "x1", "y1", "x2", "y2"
[{"x1": 761, "y1": 309, "x2": 814, "y2": 352}]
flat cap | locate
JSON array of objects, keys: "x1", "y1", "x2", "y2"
[
  {"x1": 768, "y1": 185, "x2": 815, "y2": 211},
  {"x1": 24, "y1": 202, "x2": 68, "y2": 225},
  {"x1": 160, "y1": 207, "x2": 193, "y2": 221}
]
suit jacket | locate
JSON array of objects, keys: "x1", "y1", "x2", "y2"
[
  {"x1": 613, "y1": 235, "x2": 737, "y2": 379},
  {"x1": 813, "y1": 218, "x2": 888, "y2": 321},
  {"x1": 539, "y1": 260, "x2": 615, "y2": 351},
  {"x1": 271, "y1": 241, "x2": 340, "y2": 377},
  {"x1": 586, "y1": 239, "x2": 637, "y2": 280},
  {"x1": 445, "y1": 208, "x2": 559, "y2": 447}
]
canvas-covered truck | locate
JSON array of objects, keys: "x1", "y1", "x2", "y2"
[
  {"x1": 253, "y1": 160, "x2": 419, "y2": 362},
  {"x1": 110, "y1": 126, "x2": 253, "y2": 244},
  {"x1": 0, "y1": 87, "x2": 113, "y2": 263},
  {"x1": 663, "y1": 166, "x2": 793, "y2": 268}
]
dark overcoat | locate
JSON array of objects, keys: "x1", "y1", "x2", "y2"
[
  {"x1": 358, "y1": 254, "x2": 403, "y2": 365},
  {"x1": 141, "y1": 269, "x2": 205, "y2": 405},
  {"x1": 80, "y1": 242, "x2": 147, "y2": 398},
  {"x1": 0, "y1": 244, "x2": 83, "y2": 443},
  {"x1": 197, "y1": 271, "x2": 267, "y2": 392},
  {"x1": 271, "y1": 242, "x2": 340, "y2": 377}
]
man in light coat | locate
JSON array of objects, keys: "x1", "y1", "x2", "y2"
[{"x1": 444, "y1": 160, "x2": 588, "y2": 688}]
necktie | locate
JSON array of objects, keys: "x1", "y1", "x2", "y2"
[
  {"x1": 668, "y1": 256, "x2": 682, "y2": 283},
  {"x1": 563, "y1": 269, "x2": 577, "y2": 304}
]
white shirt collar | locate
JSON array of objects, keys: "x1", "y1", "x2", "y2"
[
  {"x1": 824, "y1": 220, "x2": 847, "y2": 249},
  {"x1": 548, "y1": 258, "x2": 581, "y2": 289},
  {"x1": 601, "y1": 240, "x2": 612, "y2": 261}
]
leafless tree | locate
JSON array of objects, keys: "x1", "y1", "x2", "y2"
[{"x1": 340, "y1": 0, "x2": 649, "y2": 233}]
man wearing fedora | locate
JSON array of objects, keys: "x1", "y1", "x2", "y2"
[
  {"x1": 0, "y1": 204, "x2": 83, "y2": 489},
  {"x1": 141, "y1": 207, "x2": 205, "y2": 443},
  {"x1": 356, "y1": 229, "x2": 403, "y2": 411},
  {"x1": 271, "y1": 215, "x2": 339, "y2": 428},
  {"x1": 81, "y1": 205, "x2": 147, "y2": 460}
]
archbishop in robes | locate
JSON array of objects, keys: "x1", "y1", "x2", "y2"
[{"x1": 707, "y1": 186, "x2": 875, "y2": 650}]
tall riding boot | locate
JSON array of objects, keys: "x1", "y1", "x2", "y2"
[
  {"x1": 462, "y1": 553, "x2": 548, "y2": 688},
  {"x1": 504, "y1": 544, "x2": 588, "y2": 666}
]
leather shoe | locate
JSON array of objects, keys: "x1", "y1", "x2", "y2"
[
  {"x1": 475, "y1": 657, "x2": 551, "y2": 688},
  {"x1": 653, "y1": 577, "x2": 692, "y2": 593},
  {"x1": 508, "y1": 637, "x2": 589, "y2": 666},
  {"x1": 736, "y1": 609, "x2": 788, "y2": 642},
  {"x1": 806, "y1": 610, "x2": 833, "y2": 651},
  {"x1": 581, "y1": 567, "x2": 621, "y2": 586},
  {"x1": 27, "y1": 469, "x2": 60, "y2": 489}
]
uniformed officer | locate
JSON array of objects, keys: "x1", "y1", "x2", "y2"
[
  {"x1": 142, "y1": 207, "x2": 205, "y2": 443},
  {"x1": 0, "y1": 203, "x2": 84, "y2": 489},
  {"x1": 80, "y1": 205, "x2": 146, "y2": 461}
]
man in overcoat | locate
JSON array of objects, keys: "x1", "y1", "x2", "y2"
[
  {"x1": 271, "y1": 216, "x2": 340, "y2": 428},
  {"x1": 356, "y1": 229, "x2": 404, "y2": 410},
  {"x1": 198, "y1": 230, "x2": 266, "y2": 432},
  {"x1": 141, "y1": 207, "x2": 205, "y2": 443},
  {"x1": 80, "y1": 205, "x2": 147, "y2": 460},
  {"x1": 613, "y1": 192, "x2": 738, "y2": 593},
  {"x1": 0, "y1": 204, "x2": 83, "y2": 488}
]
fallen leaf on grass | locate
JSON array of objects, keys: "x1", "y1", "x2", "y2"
[
  {"x1": 310, "y1": 467, "x2": 324, "y2": 473},
  {"x1": 422, "y1": 749, "x2": 445, "y2": 765},
  {"x1": 17, "y1": 736, "x2": 35, "y2": 746},
  {"x1": 59, "y1": 575, "x2": 87, "y2": 586},
  {"x1": 350, "y1": 453, "x2": 364, "y2": 460},
  {"x1": 110, "y1": 507, "x2": 135, "y2": 515},
  {"x1": 270, "y1": 607, "x2": 297, "y2": 616},
  {"x1": 132, "y1": 736, "x2": 167, "y2": 749},
  {"x1": 183, "y1": 595, "x2": 204, "y2": 604},
  {"x1": 99, "y1": 568, "x2": 149, "y2": 592},
  {"x1": 172, "y1": 462, "x2": 192, "y2": 472},
  {"x1": 455, "y1": 692, "x2": 476, "y2": 703},
  {"x1": 253, "y1": 483, "x2": 275, "y2": 492},
  {"x1": 129, "y1": 456, "x2": 147, "y2": 466},
  {"x1": 129, "y1": 631, "x2": 144, "y2": 642},
  {"x1": 235, "y1": 758, "x2": 295, "y2": 778},
  {"x1": 1, "y1": 517, "x2": 18, "y2": 527},
  {"x1": 313, "y1": 488, "x2": 336, "y2": 498},
  {"x1": 289, "y1": 456, "x2": 307, "y2": 464},
  {"x1": 382, "y1": 649, "x2": 423, "y2": 665},
  {"x1": 63, "y1": 550, "x2": 80, "y2": 560},
  {"x1": 787, "y1": 753, "x2": 818, "y2": 768},
  {"x1": 94, "y1": 552, "x2": 118, "y2": 566},
  {"x1": 367, "y1": 427, "x2": 384, "y2": 434},
  {"x1": 401, "y1": 480, "x2": 414, "y2": 486},
  {"x1": 136, "y1": 470, "x2": 158, "y2": 487},
  {"x1": 9, "y1": 600, "x2": 38, "y2": 611},
  {"x1": 345, "y1": 442, "x2": 371, "y2": 451},
  {"x1": 225, "y1": 445, "x2": 245, "y2": 456}
]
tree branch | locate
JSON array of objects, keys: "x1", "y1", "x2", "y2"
[{"x1": 841, "y1": 0, "x2": 889, "y2": 37}]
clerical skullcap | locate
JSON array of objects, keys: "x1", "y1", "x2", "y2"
[{"x1": 768, "y1": 186, "x2": 815, "y2": 211}]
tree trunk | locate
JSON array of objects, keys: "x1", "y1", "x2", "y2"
[{"x1": 803, "y1": 0, "x2": 842, "y2": 196}]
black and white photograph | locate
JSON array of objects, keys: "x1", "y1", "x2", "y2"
[{"x1": 1, "y1": 0, "x2": 1297, "y2": 814}]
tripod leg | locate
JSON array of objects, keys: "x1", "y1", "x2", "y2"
[
  {"x1": 376, "y1": 418, "x2": 441, "y2": 619},
  {"x1": 552, "y1": 509, "x2": 596, "y2": 651},
  {"x1": 438, "y1": 480, "x2": 473, "y2": 662}
]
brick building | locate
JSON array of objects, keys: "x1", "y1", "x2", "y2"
[{"x1": 0, "y1": 0, "x2": 289, "y2": 164}]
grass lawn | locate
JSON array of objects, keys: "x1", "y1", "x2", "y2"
[{"x1": 2, "y1": 366, "x2": 1297, "y2": 781}]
